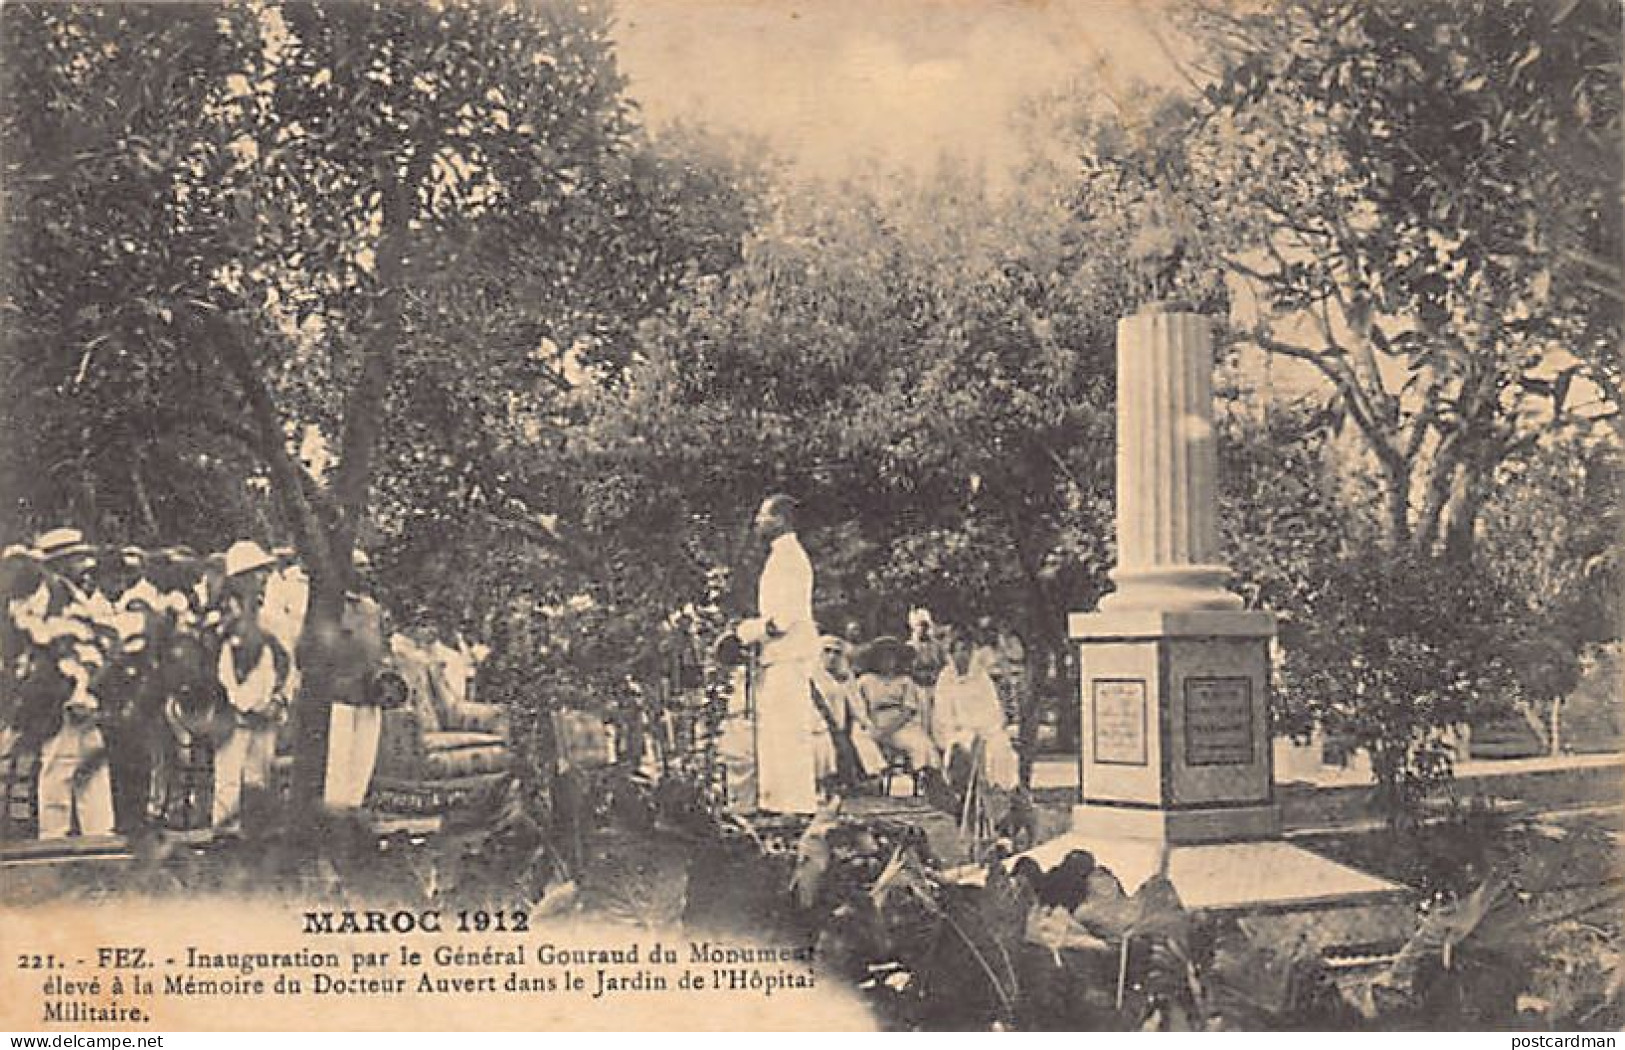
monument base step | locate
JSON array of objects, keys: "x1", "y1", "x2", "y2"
[
  {"x1": 1071, "y1": 801, "x2": 1281, "y2": 844},
  {"x1": 1024, "y1": 832, "x2": 1408, "y2": 918}
]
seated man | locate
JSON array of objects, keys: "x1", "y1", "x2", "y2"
[
  {"x1": 932, "y1": 625, "x2": 1019, "y2": 790},
  {"x1": 852, "y1": 636, "x2": 937, "y2": 772},
  {"x1": 811, "y1": 635, "x2": 884, "y2": 785}
]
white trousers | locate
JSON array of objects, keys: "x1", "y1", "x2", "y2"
[
  {"x1": 946, "y1": 729, "x2": 1020, "y2": 791},
  {"x1": 212, "y1": 723, "x2": 276, "y2": 828},
  {"x1": 38, "y1": 723, "x2": 115, "y2": 839},
  {"x1": 755, "y1": 660, "x2": 817, "y2": 815},
  {"x1": 322, "y1": 704, "x2": 381, "y2": 810},
  {"x1": 718, "y1": 714, "x2": 758, "y2": 813}
]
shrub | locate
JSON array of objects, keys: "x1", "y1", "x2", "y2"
[{"x1": 1277, "y1": 553, "x2": 1527, "y2": 823}]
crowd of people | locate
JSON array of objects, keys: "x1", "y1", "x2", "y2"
[
  {"x1": 809, "y1": 611, "x2": 1025, "y2": 795},
  {"x1": 723, "y1": 494, "x2": 1029, "y2": 817},
  {"x1": 0, "y1": 504, "x2": 1032, "y2": 841},
  {"x1": 0, "y1": 528, "x2": 411, "y2": 842}
]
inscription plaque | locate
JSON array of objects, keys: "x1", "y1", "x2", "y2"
[
  {"x1": 1184, "y1": 676, "x2": 1255, "y2": 766},
  {"x1": 1091, "y1": 678, "x2": 1147, "y2": 766}
]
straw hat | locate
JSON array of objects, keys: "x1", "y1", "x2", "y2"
[
  {"x1": 224, "y1": 540, "x2": 277, "y2": 577},
  {"x1": 34, "y1": 528, "x2": 94, "y2": 562}
]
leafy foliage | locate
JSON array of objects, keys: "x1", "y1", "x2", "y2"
[
  {"x1": 1183, "y1": 0, "x2": 1623, "y2": 555},
  {"x1": 1479, "y1": 438, "x2": 1623, "y2": 713},
  {"x1": 1277, "y1": 551, "x2": 1527, "y2": 820},
  {"x1": 785, "y1": 811, "x2": 1623, "y2": 1031},
  {"x1": 1, "y1": 0, "x2": 746, "y2": 804}
]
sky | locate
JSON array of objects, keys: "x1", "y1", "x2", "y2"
[
  {"x1": 612, "y1": 4, "x2": 1615, "y2": 430},
  {"x1": 613, "y1": 0, "x2": 1189, "y2": 181}
]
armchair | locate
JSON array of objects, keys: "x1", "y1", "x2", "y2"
[{"x1": 369, "y1": 634, "x2": 510, "y2": 816}]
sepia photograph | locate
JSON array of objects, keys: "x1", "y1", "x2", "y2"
[{"x1": 0, "y1": 0, "x2": 1620, "y2": 1033}]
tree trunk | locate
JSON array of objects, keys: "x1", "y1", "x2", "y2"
[
  {"x1": 1381, "y1": 457, "x2": 1412, "y2": 550},
  {"x1": 1003, "y1": 505, "x2": 1057, "y2": 792},
  {"x1": 289, "y1": 569, "x2": 345, "y2": 808},
  {"x1": 208, "y1": 310, "x2": 343, "y2": 807},
  {"x1": 1016, "y1": 605, "x2": 1051, "y2": 792},
  {"x1": 1441, "y1": 468, "x2": 1488, "y2": 565},
  {"x1": 289, "y1": 157, "x2": 413, "y2": 806},
  {"x1": 329, "y1": 174, "x2": 408, "y2": 561}
]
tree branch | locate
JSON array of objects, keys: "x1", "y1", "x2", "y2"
[
  {"x1": 1243, "y1": 325, "x2": 1400, "y2": 468},
  {"x1": 477, "y1": 505, "x2": 595, "y2": 572},
  {"x1": 1401, "y1": 382, "x2": 1440, "y2": 463},
  {"x1": 1327, "y1": 286, "x2": 1400, "y2": 431},
  {"x1": 1222, "y1": 255, "x2": 1285, "y2": 285}
]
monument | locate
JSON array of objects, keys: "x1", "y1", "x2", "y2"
[
  {"x1": 1073, "y1": 304, "x2": 1279, "y2": 845},
  {"x1": 1029, "y1": 302, "x2": 1405, "y2": 925}
]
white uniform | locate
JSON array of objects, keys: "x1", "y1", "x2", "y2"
[
  {"x1": 213, "y1": 639, "x2": 280, "y2": 828},
  {"x1": 737, "y1": 533, "x2": 818, "y2": 815},
  {"x1": 321, "y1": 597, "x2": 386, "y2": 811},
  {"x1": 37, "y1": 670, "x2": 114, "y2": 839}
]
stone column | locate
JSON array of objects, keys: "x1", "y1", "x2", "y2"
[{"x1": 1100, "y1": 305, "x2": 1242, "y2": 614}]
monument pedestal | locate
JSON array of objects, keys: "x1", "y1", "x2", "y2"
[
  {"x1": 1060, "y1": 608, "x2": 1406, "y2": 933},
  {"x1": 1070, "y1": 609, "x2": 1279, "y2": 846}
]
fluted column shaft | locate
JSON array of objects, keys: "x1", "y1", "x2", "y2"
[{"x1": 1100, "y1": 306, "x2": 1242, "y2": 613}]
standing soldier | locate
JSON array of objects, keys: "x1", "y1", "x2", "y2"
[
  {"x1": 36, "y1": 633, "x2": 115, "y2": 839},
  {"x1": 212, "y1": 541, "x2": 287, "y2": 834},
  {"x1": 907, "y1": 608, "x2": 946, "y2": 691},
  {"x1": 317, "y1": 586, "x2": 389, "y2": 813}
]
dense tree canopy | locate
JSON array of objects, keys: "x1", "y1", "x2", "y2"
[
  {"x1": 0, "y1": 0, "x2": 740, "y2": 792},
  {"x1": 558, "y1": 149, "x2": 1199, "y2": 650},
  {"x1": 1179, "y1": 0, "x2": 1622, "y2": 558}
]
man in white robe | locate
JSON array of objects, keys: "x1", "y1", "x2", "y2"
[
  {"x1": 932, "y1": 626, "x2": 1019, "y2": 790},
  {"x1": 735, "y1": 495, "x2": 819, "y2": 815}
]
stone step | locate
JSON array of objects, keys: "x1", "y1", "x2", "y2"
[{"x1": 1031, "y1": 753, "x2": 1624, "y2": 832}]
